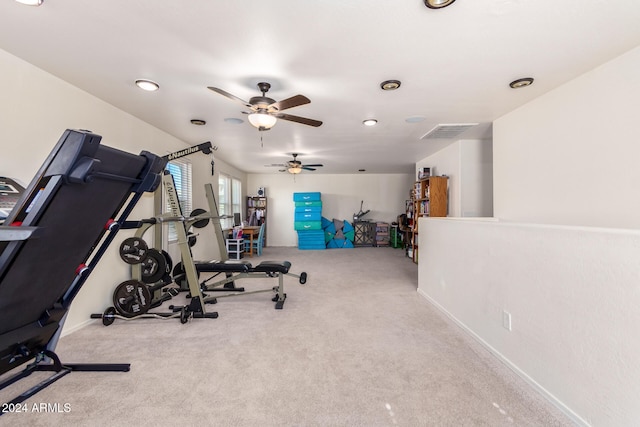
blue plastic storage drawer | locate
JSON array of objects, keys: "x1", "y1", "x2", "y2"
[
  {"x1": 293, "y1": 192, "x2": 321, "y2": 202},
  {"x1": 294, "y1": 201, "x2": 322, "y2": 208},
  {"x1": 295, "y1": 211, "x2": 322, "y2": 221},
  {"x1": 294, "y1": 221, "x2": 322, "y2": 231},
  {"x1": 294, "y1": 205, "x2": 322, "y2": 213}
]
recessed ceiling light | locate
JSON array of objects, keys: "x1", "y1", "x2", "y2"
[
  {"x1": 363, "y1": 119, "x2": 378, "y2": 126},
  {"x1": 380, "y1": 80, "x2": 401, "y2": 91},
  {"x1": 15, "y1": 0, "x2": 43, "y2": 5},
  {"x1": 509, "y1": 77, "x2": 534, "y2": 89},
  {"x1": 358, "y1": 169, "x2": 366, "y2": 172},
  {"x1": 424, "y1": 0, "x2": 456, "y2": 9},
  {"x1": 135, "y1": 79, "x2": 159, "y2": 92},
  {"x1": 190, "y1": 119, "x2": 206, "y2": 126}
]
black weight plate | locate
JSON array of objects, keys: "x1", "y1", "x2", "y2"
[
  {"x1": 190, "y1": 208, "x2": 210, "y2": 229},
  {"x1": 161, "y1": 250, "x2": 173, "y2": 274},
  {"x1": 119, "y1": 237, "x2": 149, "y2": 264},
  {"x1": 140, "y1": 249, "x2": 167, "y2": 284},
  {"x1": 299, "y1": 272, "x2": 307, "y2": 284},
  {"x1": 172, "y1": 261, "x2": 200, "y2": 280},
  {"x1": 112, "y1": 280, "x2": 152, "y2": 317},
  {"x1": 103, "y1": 306, "x2": 116, "y2": 326},
  {"x1": 172, "y1": 261, "x2": 184, "y2": 279},
  {"x1": 180, "y1": 306, "x2": 189, "y2": 324}
]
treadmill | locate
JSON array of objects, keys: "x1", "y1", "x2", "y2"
[{"x1": 0, "y1": 129, "x2": 166, "y2": 411}]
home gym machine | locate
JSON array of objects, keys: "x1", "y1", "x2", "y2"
[
  {"x1": 0, "y1": 129, "x2": 166, "y2": 410},
  {"x1": 92, "y1": 141, "x2": 223, "y2": 324},
  {"x1": 154, "y1": 141, "x2": 309, "y2": 310},
  {"x1": 94, "y1": 175, "x2": 224, "y2": 323},
  {"x1": 91, "y1": 139, "x2": 309, "y2": 326},
  {"x1": 172, "y1": 182, "x2": 309, "y2": 310}
]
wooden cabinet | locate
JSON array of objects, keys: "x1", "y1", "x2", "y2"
[
  {"x1": 410, "y1": 176, "x2": 448, "y2": 263},
  {"x1": 247, "y1": 196, "x2": 267, "y2": 247}
]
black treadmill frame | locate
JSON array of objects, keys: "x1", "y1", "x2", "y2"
[{"x1": 0, "y1": 129, "x2": 165, "y2": 412}]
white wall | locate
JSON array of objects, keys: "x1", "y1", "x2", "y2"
[
  {"x1": 247, "y1": 173, "x2": 414, "y2": 246},
  {"x1": 419, "y1": 218, "x2": 640, "y2": 427},
  {"x1": 494, "y1": 45, "x2": 640, "y2": 229},
  {"x1": 460, "y1": 139, "x2": 493, "y2": 217},
  {"x1": 0, "y1": 48, "x2": 238, "y2": 333},
  {"x1": 416, "y1": 139, "x2": 493, "y2": 217},
  {"x1": 418, "y1": 46, "x2": 640, "y2": 425}
]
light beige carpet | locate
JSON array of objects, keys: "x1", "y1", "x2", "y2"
[{"x1": 1, "y1": 246, "x2": 573, "y2": 426}]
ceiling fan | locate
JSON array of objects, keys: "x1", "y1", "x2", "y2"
[
  {"x1": 267, "y1": 153, "x2": 324, "y2": 174},
  {"x1": 207, "y1": 82, "x2": 323, "y2": 131}
]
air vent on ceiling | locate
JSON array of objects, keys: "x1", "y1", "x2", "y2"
[{"x1": 420, "y1": 123, "x2": 478, "y2": 140}]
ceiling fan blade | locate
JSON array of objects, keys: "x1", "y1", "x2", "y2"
[
  {"x1": 265, "y1": 163, "x2": 286, "y2": 167},
  {"x1": 302, "y1": 164, "x2": 323, "y2": 167},
  {"x1": 268, "y1": 95, "x2": 310, "y2": 112},
  {"x1": 275, "y1": 113, "x2": 323, "y2": 127},
  {"x1": 302, "y1": 167, "x2": 317, "y2": 171},
  {"x1": 207, "y1": 86, "x2": 253, "y2": 109}
]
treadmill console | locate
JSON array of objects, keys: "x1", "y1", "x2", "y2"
[{"x1": 0, "y1": 177, "x2": 25, "y2": 224}]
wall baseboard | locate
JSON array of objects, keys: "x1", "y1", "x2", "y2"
[
  {"x1": 416, "y1": 288, "x2": 589, "y2": 427},
  {"x1": 61, "y1": 318, "x2": 95, "y2": 338}
]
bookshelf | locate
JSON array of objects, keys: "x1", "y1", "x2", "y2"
[
  {"x1": 410, "y1": 176, "x2": 448, "y2": 263},
  {"x1": 246, "y1": 196, "x2": 267, "y2": 247}
]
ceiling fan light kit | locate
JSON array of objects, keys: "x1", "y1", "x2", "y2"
[
  {"x1": 267, "y1": 153, "x2": 324, "y2": 174},
  {"x1": 208, "y1": 82, "x2": 322, "y2": 131},
  {"x1": 248, "y1": 112, "x2": 277, "y2": 130},
  {"x1": 424, "y1": 0, "x2": 457, "y2": 9}
]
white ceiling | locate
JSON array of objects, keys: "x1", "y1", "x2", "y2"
[{"x1": 1, "y1": 0, "x2": 639, "y2": 174}]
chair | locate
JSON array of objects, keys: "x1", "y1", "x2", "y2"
[{"x1": 244, "y1": 222, "x2": 265, "y2": 256}]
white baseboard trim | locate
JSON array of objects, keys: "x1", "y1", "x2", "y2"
[
  {"x1": 61, "y1": 318, "x2": 95, "y2": 338},
  {"x1": 417, "y1": 288, "x2": 589, "y2": 427}
]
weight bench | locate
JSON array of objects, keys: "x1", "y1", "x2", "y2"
[
  {"x1": 151, "y1": 182, "x2": 309, "y2": 311},
  {"x1": 0, "y1": 129, "x2": 166, "y2": 411},
  {"x1": 177, "y1": 258, "x2": 307, "y2": 310}
]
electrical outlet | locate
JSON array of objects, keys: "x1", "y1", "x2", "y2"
[{"x1": 502, "y1": 310, "x2": 512, "y2": 331}]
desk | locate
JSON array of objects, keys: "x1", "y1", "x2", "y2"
[{"x1": 241, "y1": 226, "x2": 261, "y2": 257}]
